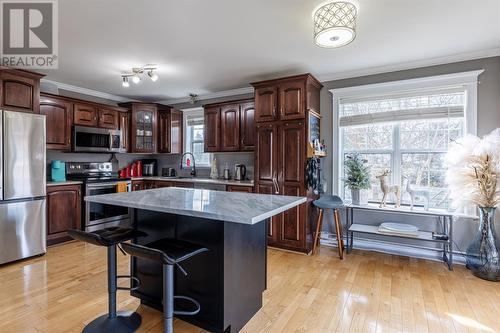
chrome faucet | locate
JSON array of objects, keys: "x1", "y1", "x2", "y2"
[{"x1": 180, "y1": 152, "x2": 197, "y2": 177}]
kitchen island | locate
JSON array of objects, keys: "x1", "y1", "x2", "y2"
[{"x1": 85, "y1": 187, "x2": 306, "y2": 333}]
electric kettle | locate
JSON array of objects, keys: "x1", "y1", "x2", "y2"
[{"x1": 234, "y1": 164, "x2": 247, "y2": 181}]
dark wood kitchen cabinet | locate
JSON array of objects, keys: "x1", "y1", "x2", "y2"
[
  {"x1": 158, "y1": 108, "x2": 183, "y2": 154},
  {"x1": 0, "y1": 68, "x2": 43, "y2": 113},
  {"x1": 204, "y1": 106, "x2": 221, "y2": 152},
  {"x1": 203, "y1": 98, "x2": 254, "y2": 152},
  {"x1": 227, "y1": 185, "x2": 254, "y2": 193},
  {"x1": 74, "y1": 102, "x2": 98, "y2": 126},
  {"x1": 119, "y1": 111, "x2": 130, "y2": 152},
  {"x1": 220, "y1": 104, "x2": 240, "y2": 151},
  {"x1": 119, "y1": 102, "x2": 161, "y2": 153},
  {"x1": 252, "y1": 73, "x2": 321, "y2": 123},
  {"x1": 131, "y1": 180, "x2": 144, "y2": 191},
  {"x1": 40, "y1": 94, "x2": 73, "y2": 151},
  {"x1": 46, "y1": 184, "x2": 82, "y2": 245},
  {"x1": 252, "y1": 73, "x2": 322, "y2": 254},
  {"x1": 98, "y1": 107, "x2": 119, "y2": 129},
  {"x1": 240, "y1": 101, "x2": 255, "y2": 150}
]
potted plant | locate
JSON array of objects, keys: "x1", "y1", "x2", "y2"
[
  {"x1": 344, "y1": 154, "x2": 371, "y2": 205},
  {"x1": 445, "y1": 128, "x2": 500, "y2": 281}
]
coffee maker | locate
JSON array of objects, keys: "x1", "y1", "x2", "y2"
[{"x1": 234, "y1": 164, "x2": 247, "y2": 181}]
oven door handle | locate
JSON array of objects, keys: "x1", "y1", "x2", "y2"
[{"x1": 87, "y1": 182, "x2": 131, "y2": 190}]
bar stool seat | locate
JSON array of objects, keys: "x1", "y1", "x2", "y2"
[
  {"x1": 121, "y1": 238, "x2": 208, "y2": 333},
  {"x1": 313, "y1": 195, "x2": 345, "y2": 258},
  {"x1": 68, "y1": 227, "x2": 147, "y2": 333}
]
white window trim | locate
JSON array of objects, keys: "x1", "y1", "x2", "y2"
[
  {"x1": 181, "y1": 106, "x2": 213, "y2": 168},
  {"x1": 330, "y1": 70, "x2": 484, "y2": 196}
]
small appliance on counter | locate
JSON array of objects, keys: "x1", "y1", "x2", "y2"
[
  {"x1": 234, "y1": 164, "x2": 247, "y2": 181},
  {"x1": 162, "y1": 167, "x2": 176, "y2": 177},
  {"x1": 142, "y1": 159, "x2": 157, "y2": 176},
  {"x1": 223, "y1": 163, "x2": 231, "y2": 180},
  {"x1": 51, "y1": 160, "x2": 66, "y2": 182}
]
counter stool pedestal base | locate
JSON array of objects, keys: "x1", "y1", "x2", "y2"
[{"x1": 82, "y1": 312, "x2": 141, "y2": 333}]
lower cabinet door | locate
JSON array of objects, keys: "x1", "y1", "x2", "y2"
[
  {"x1": 132, "y1": 181, "x2": 144, "y2": 191},
  {"x1": 256, "y1": 182, "x2": 279, "y2": 243},
  {"x1": 278, "y1": 183, "x2": 306, "y2": 249},
  {"x1": 226, "y1": 185, "x2": 253, "y2": 193},
  {"x1": 46, "y1": 184, "x2": 81, "y2": 245}
]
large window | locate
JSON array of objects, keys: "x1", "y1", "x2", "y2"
[
  {"x1": 184, "y1": 110, "x2": 211, "y2": 167},
  {"x1": 339, "y1": 88, "x2": 467, "y2": 209}
]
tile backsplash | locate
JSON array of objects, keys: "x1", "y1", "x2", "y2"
[{"x1": 47, "y1": 151, "x2": 254, "y2": 180}]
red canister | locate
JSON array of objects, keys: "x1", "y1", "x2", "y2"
[
  {"x1": 136, "y1": 160, "x2": 143, "y2": 177},
  {"x1": 125, "y1": 165, "x2": 131, "y2": 177}
]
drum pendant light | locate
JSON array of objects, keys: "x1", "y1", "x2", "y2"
[{"x1": 313, "y1": 1, "x2": 358, "y2": 48}]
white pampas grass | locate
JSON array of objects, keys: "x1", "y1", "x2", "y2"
[{"x1": 445, "y1": 128, "x2": 500, "y2": 209}]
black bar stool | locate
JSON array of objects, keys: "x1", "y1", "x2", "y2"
[
  {"x1": 121, "y1": 239, "x2": 208, "y2": 333},
  {"x1": 68, "y1": 227, "x2": 146, "y2": 333}
]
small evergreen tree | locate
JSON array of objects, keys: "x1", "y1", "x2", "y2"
[{"x1": 344, "y1": 154, "x2": 371, "y2": 190}]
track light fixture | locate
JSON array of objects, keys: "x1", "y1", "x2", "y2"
[
  {"x1": 121, "y1": 64, "x2": 158, "y2": 87},
  {"x1": 122, "y1": 76, "x2": 129, "y2": 87}
]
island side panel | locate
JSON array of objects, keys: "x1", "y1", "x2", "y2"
[
  {"x1": 130, "y1": 209, "x2": 267, "y2": 333},
  {"x1": 223, "y1": 219, "x2": 267, "y2": 332}
]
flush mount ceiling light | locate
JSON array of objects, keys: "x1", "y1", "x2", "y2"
[
  {"x1": 313, "y1": 0, "x2": 358, "y2": 48},
  {"x1": 121, "y1": 64, "x2": 158, "y2": 87}
]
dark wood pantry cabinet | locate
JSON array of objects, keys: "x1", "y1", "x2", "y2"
[
  {"x1": 203, "y1": 98, "x2": 255, "y2": 152},
  {"x1": 46, "y1": 184, "x2": 82, "y2": 245},
  {"x1": 252, "y1": 73, "x2": 322, "y2": 254}
]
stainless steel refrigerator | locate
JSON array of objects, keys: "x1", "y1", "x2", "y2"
[{"x1": 0, "y1": 110, "x2": 46, "y2": 265}]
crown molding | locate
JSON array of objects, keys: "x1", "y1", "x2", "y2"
[
  {"x1": 158, "y1": 86, "x2": 254, "y2": 105},
  {"x1": 316, "y1": 48, "x2": 500, "y2": 83},
  {"x1": 41, "y1": 79, "x2": 136, "y2": 102}
]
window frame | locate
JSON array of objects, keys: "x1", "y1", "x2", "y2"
[
  {"x1": 182, "y1": 107, "x2": 213, "y2": 168},
  {"x1": 331, "y1": 70, "x2": 483, "y2": 197}
]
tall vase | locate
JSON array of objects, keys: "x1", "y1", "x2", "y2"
[{"x1": 466, "y1": 207, "x2": 499, "y2": 281}]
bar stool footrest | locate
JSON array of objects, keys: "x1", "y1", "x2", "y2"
[
  {"x1": 117, "y1": 275, "x2": 141, "y2": 291},
  {"x1": 173, "y1": 295, "x2": 201, "y2": 316}
]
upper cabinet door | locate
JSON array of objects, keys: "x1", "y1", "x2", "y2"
[
  {"x1": 279, "y1": 121, "x2": 305, "y2": 185},
  {"x1": 204, "y1": 107, "x2": 220, "y2": 152},
  {"x1": 170, "y1": 110, "x2": 183, "y2": 154},
  {"x1": 240, "y1": 101, "x2": 255, "y2": 151},
  {"x1": 98, "y1": 108, "x2": 119, "y2": 129},
  {"x1": 131, "y1": 105, "x2": 157, "y2": 153},
  {"x1": 0, "y1": 71, "x2": 41, "y2": 113},
  {"x1": 158, "y1": 111, "x2": 171, "y2": 153},
  {"x1": 279, "y1": 81, "x2": 305, "y2": 120},
  {"x1": 74, "y1": 102, "x2": 98, "y2": 127},
  {"x1": 254, "y1": 86, "x2": 278, "y2": 122},
  {"x1": 255, "y1": 123, "x2": 278, "y2": 185},
  {"x1": 40, "y1": 95, "x2": 72, "y2": 151},
  {"x1": 220, "y1": 104, "x2": 240, "y2": 151},
  {"x1": 118, "y1": 112, "x2": 130, "y2": 152}
]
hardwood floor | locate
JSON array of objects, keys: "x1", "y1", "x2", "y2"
[{"x1": 0, "y1": 241, "x2": 499, "y2": 333}]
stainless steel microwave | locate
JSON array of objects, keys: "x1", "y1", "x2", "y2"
[{"x1": 73, "y1": 125, "x2": 125, "y2": 153}]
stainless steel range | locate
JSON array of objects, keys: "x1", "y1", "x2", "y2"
[{"x1": 66, "y1": 162, "x2": 131, "y2": 232}]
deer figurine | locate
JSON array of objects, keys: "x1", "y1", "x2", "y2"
[
  {"x1": 402, "y1": 176, "x2": 430, "y2": 211},
  {"x1": 376, "y1": 169, "x2": 401, "y2": 208}
]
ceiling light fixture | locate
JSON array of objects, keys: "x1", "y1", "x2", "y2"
[
  {"x1": 313, "y1": 1, "x2": 358, "y2": 48},
  {"x1": 147, "y1": 69, "x2": 158, "y2": 82},
  {"x1": 121, "y1": 64, "x2": 159, "y2": 87},
  {"x1": 122, "y1": 76, "x2": 130, "y2": 87}
]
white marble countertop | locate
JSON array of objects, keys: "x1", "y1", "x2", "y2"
[
  {"x1": 47, "y1": 180, "x2": 83, "y2": 187},
  {"x1": 85, "y1": 187, "x2": 305, "y2": 224},
  {"x1": 131, "y1": 176, "x2": 254, "y2": 187}
]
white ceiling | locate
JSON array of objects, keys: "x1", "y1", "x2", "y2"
[{"x1": 39, "y1": 0, "x2": 500, "y2": 102}]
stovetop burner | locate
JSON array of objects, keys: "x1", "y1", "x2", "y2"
[{"x1": 65, "y1": 161, "x2": 129, "y2": 183}]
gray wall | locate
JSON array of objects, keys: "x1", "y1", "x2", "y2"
[{"x1": 318, "y1": 56, "x2": 500, "y2": 261}]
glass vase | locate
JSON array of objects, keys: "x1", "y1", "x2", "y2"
[{"x1": 466, "y1": 207, "x2": 499, "y2": 281}]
